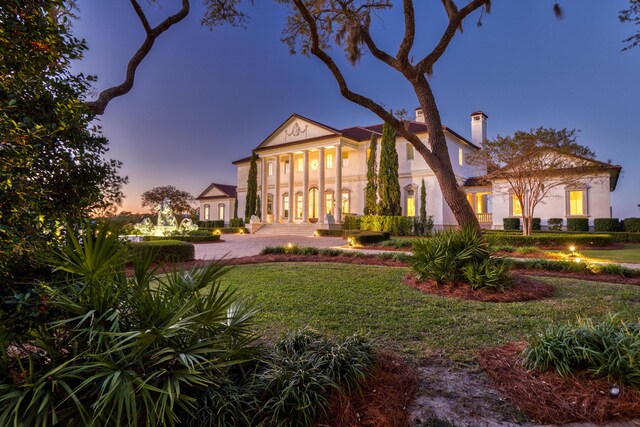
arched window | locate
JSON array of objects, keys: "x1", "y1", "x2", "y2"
[
  {"x1": 282, "y1": 193, "x2": 289, "y2": 219},
  {"x1": 203, "y1": 204, "x2": 210, "y2": 221},
  {"x1": 218, "y1": 203, "x2": 225, "y2": 221},
  {"x1": 341, "y1": 188, "x2": 350, "y2": 215},
  {"x1": 295, "y1": 192, "x2": 303, "y2": 219},
  {"x1": 308, "y1": 187, "x2": 319, "y2": 220}
]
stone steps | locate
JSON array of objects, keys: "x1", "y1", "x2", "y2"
[{"x1": 254, "y1": 223, "x2": 319, "y2": 236}]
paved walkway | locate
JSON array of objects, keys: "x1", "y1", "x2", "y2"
[{"x1": 195, "y1": 234, "x2": 345, "y2": 260}]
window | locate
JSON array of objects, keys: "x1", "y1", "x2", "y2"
[
  {"x1": 407, "y1": 144, "x2": 414, "y2": 160},
  {"x1": 283, "y1": 193, "x2": 289, "y2": 219},
  {"x1": 342, "y1": 152, "x2": 349, "y2": 167},
  {"x1": 308, "y1": 188, "x2": 319, "y2": 220},
  {"x1": 567, "y1": 189, "x2": 586, "y2": 216},
  {"x1": 203, "y1": 204, "x2": 210, "y2": 220},
  {"x1": 341, "y1": 190, "x2": 350, "y2": 214},
  {"x1": 297, "y1": 158, "x2": 303, "y2": 172},
  {"x1": 267, "y1": 194, "x2": 274, "y2": 215},
  {"x1": 458, "y1": 147, "x2": 463, "y2": 166},
  {"x1": 325, "y1": 191, "x2": 334, "y2": 216},
  {"x1": 268, "y1": 162, "x2": 273, "y2": 176},
  {"x1": 406, "y1": 188, "x2": 416, "y2": 216},
  {"x1": 296, "y1": 192, "x2": 303, "y2": 219},
  {"x1": 218, "y1": 203, "x2": 225, "y2": 221},
  {"x1": 284, "y1": 161, "x2": 289, "y2": 174},
  {"x1": 511, "y1": 194, "x2": 522, "y2": 216},
  {"x1": 326, "y1": 154, "x2": 333, "y2": 169}
]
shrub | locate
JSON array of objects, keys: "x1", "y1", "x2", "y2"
[
  {"x1": 503, "y1": 218, "x2": 520, "y2": 230},
  {"x1": 129, "y1": 239, "x2": 195, "y2": 262},
  {"x1": 411, "y1": 228, "x2": 491, "y2": 285},
  {"x1": 359, "y1": 215, "x2": 413, "y2": 236},
  {"x1": 607, "y1": 232, "x2": 640, "y2": 243},
  {"x1": 523, "y1": 316, "x2": 640, "y2": 388},
  {"x1": 380, "y1": 238, "x2": 414, "y2": 249},
  {"x1": 352, "y1": 231, "x2": 390, "y2": 245},
  {"x1": 508, "y1": 258, "x2": 640, "y2": 278},
  {"x1": 461, "y1": 258, "x2": 512, "y2": 291},
  {"x1": 594, "y1": 218, "x2": 621, "y2": 232},
  {"x1": 145, "y1": 234, "x2": 221, "y2": 243},
  {"x1": 198, "y1": 220, "x2": 225, "y2": 228},
  {"x1": 547, "y1": 218, "x2": 563, "y2": 231},
  {"x1": 567, "y1": 217, "x2": 589, "y2": 232},
  {"x1": 413, "y1": 216, "x2": 434, "y2": 236},
  {"x1": 316, "y1": 229, "x2": 343, "y2": 237},
  {"x1": 623, "y1": 217, "x2": 640, "y2": 233},
  {"x1": 230, "y1": 217, "x2": 245, "y2": 227},
  {"x1": 531, "y1": 218, "x2": 541, "y2": 231},
  {"x1": 515, "y1": 246, "x2": 538, "y2": 254},
  {"x1": 488, "y1": 233, "x2": 613, "y2": 247},
  {"x1": 342, "y1": 214, "x2": 361, "y2": 230}
]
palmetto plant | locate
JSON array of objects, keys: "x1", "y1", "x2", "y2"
[{"x1": 0, "y1": 223, "x2": 257, "y2": 427}]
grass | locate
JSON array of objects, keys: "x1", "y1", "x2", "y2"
[
  {"x1": 546, "y1": 244, "x2": 640, "y2": 264},
  {"x1": 222, "y1": 262, "x2": 640, "y2": 361}
]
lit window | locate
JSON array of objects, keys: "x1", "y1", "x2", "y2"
[
  {"x1": 407, "y1": 144, "x2": 414, "y2": 160},
  {"x1": 326, "y1": 154, "x2": 333, "y2": 169},
  {"x1": 308, "y1": 188, "x2": 319, "y2": 219},
  {"x1": 283, "y1": 194, "x2": 289, "y2": 219},
  {"x1": 342, "y1": 152, "x2": 349, "y2": 167},
  {"x1": 311, "y1": 159, "x2": 318, "y2": 170},
  {"x1": 203, "y1": 204, "x2": 210, "y2": 220},
  {"x1": 325, "y1": 191, "x2": 334, "y2": 216},
  {"x1": 406, "y1": 189, "x2": 415, "y2": 216},
  {"x1": 511, "y1": 195, "x2": 522, "y2": 216},
  {"x1": 297, "y1": 158, "x2": 303, "y2": 172},
  {"x1": 268, "y1": 162, "x2": 273, "y2": 176},
  {"x1": 458, "y1": 147, "x2": 463, "y2": 166},
  {"x1": 218, "y1": 204, "x2": 225, "y2": 221},
  {"x1": 284, "y1": 161, "x2": 289, "y2": 174},
  {"x1": 267, "y1": 194, "x2": 274, "y2": 215},
  {"x1": 341, "y1": 190, "x2": 350, "y2": 214},
  {"x1": 296, "y1": 193, "x2": 303, "y2": 218},
  {"x1": 568, "y1": 190, "x2": 585, "y2": 216}
]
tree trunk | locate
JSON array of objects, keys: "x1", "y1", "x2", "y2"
[{"x1": 431, "y1": 161, "x2": 481, "y2": 233}]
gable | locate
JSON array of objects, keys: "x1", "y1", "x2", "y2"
[
  {"x1": 255, "y1": 114, "x2": 340, "y2": 150},
  {"x1": 197, "y1": 183, "x2": 237, "y2": 199},
  {"x1": 201, "y1": 186, "x2": 226, "y2": 198}
]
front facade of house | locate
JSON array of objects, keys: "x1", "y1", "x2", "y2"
[
  {"x1": 199, "y1": 110, "x2": 621, "y2": 230},
  {"x1": 196, "y1": 183, "x2": 237, "y2": 223}
]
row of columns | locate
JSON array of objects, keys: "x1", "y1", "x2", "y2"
[{"x1": 261, "y1": 145, "x2": 342, "y2": 224}]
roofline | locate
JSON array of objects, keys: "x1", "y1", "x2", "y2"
[
  {"x1": 232, "y1": 156, "x2": 252, "y2": 165},
  {"x1": 196, "y1": 183, "x2": 237, "y2": 199},
  {"x1": 253, "y1": 113, "x2": 342, "y2": 151},
  {"x1": 442, "y1": 126, "x2": 481, "y2": 150},
  {"x1": 196, "y1": 195, "x2": 236, "y2": 200}
]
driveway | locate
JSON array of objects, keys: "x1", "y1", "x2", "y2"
[{"x1": 195, "y1": 234, "x2": 345, "y2": 260}]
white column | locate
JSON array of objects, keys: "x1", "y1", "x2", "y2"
[
  {"x1": 335, "y1": 145, "x2": 342, "y2": 224},
  {"x1": 261, "y1": 157, "x2": 268, "y2": 222},
  {"x1": 288, "y1": 153, "x2": 294, "y2": 223},
  {"x1": 302, "y1": 150, "x2": 309, "y2": 223},
  {"x1": 318, "y1": 148, "x2": 325, "y2": 224},
  {"x1": 274, "y1": 155, "x2": 280, "y2": 223}
]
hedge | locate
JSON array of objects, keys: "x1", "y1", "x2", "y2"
[
  {"x1": 531, "y1": 218, "x2": 541, "y2": 231},
  {"x1": 129, "y1": 240, "x2": 195, "y2": 262},
  {"x1": 197, "y1": 220, "x2": 224, "y2": 228},
  {"x1": 212, "y1": 227, "x2": 248, "y2": 234},
  {"x1": 144, "y1": 235, "x2": 221, "y2": 243},
  {"x1": 359, "y1": 215, "x2": 413, "y2": 236},
  {"x1": 352, "y1": 231, "x2": 390, "y2": 245},
  {"x1": 548, "y1": 218, "x2": 563, "y2": 231},
  {"x1": 490, "y1": 233, "x2": 613, "y2": 247},
  {"x1": 594, "y1": 218, "x2": 621, "y2": 232},
  {"x1": 343, "y1": 215, "x2": 361, "y2": 230},
  {"x1": 316, "y1": 229, "x2": 343, "y2": 237},
  {"x1": 508, "y1": 258, "x2": 640, "y2": 278},
  {"x1": 623, "y1": 218, "x2": 640, "y2": 233},
  {"x1": 229, "y1": 218, "x2": 245, "y2": 227},
  {"x1": 607, "y1": 232, "x2": 640, "y2": 243},
  {"x1": 567, "y1": 218, "x2": 589, "y2": 232},
  {"x1": 503, "y1": 218, "x2": 520, "y2": 230}
]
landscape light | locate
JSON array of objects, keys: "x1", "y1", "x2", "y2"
[
  {"x1": 313, "y1": 231, "x2": 319, "y2": 237},
  {"x1": 287, "y1": 243, "x2": 293, "y2": 249},
  {"x1": 569, "y1": 245, "x2": 576, "y2": 253},
  {"x1": 214, "y1": 229, "x2": 221, "y2": 235},
  {"x1": 574, "y1": 257, "x2": 581, "y2": 263},
  {"x1": 609, "y1": 384, "x2": 621, "y2": 398}
]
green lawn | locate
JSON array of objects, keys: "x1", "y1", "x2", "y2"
[
  {"x1": 574, "y1": 244, "x2": 640, "y2": 264},
  {"x1": 222, "y1": 262, "x2": 640, "y2": 360}
]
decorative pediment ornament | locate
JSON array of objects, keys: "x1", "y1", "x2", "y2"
[{"x1": 285, "y1": 122, "x2": 308, "y2": 140}]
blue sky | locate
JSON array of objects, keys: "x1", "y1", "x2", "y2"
[{"x1": 72, "y1": 1, "x2": 640, "y2": 217}]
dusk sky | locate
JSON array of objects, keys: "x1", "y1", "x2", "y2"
[{"x1": 72, "y1": 1, "x2": 640, "y2": 217}]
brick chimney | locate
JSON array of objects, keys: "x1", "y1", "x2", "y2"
[
  {"x1": 470, "y1": 111, "x2": 488, "y2": 146},
  {"x1": 415, "y1": 107, "x2": 425, "y2": 123}
]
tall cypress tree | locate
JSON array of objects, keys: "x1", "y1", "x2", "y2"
[
  {"x1": 255, "y1": 195, "x2": 261, "y2": 219},
  {"x1": 378, "y1": 122, "x2": 401, "y2": 216},
  {"x1": 244, "y1": 152, "x2": 258, "y2": 220},
  {"x1": 233, "y1": 197, "x2": 238, "y2": 219},
  {"x1": 420, "y1": 178, "x2": 427, "y2": 221},
  {"x1": 364, "y1": 134, "x2": 378, "y2": 215}
]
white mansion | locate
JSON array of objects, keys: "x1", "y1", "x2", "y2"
[{"x1": 197, "y1": 109, "x2": 621, "y2": 230}]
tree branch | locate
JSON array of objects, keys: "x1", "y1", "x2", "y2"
[
  {"x1": 396, "y1": 0, "x2": 415, "y2": 63},
  {"x1": 416, "y1": 0, "x2": 487, "y2": 75},
  {"x1": 85, "y1": 0, "x2": 191, "y2": 115}
]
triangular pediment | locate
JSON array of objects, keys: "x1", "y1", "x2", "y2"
[
  {"x1": 201, "y1": 186, "x2": 226, "y2": 198},
  {"x1": 256, "y1": 114, "x2": 340, "y2": 150}
]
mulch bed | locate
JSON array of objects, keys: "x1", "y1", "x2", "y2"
[
  {"x1": 319, "y1": 351, "x2": 416, "y2": 427},
  {"x1": 512, "y1": 268, "x2": 640, "y2": 286},
  {"x1": 478, "y1": 341, "x2": 640, "y2": 424},
  {"x1": 402, "y1": 273, "x2": 555, "y2": 302}
]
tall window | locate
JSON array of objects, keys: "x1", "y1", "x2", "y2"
[
  {"x1": 218, "y1": 203, "x2": 225, "y2": 221},
  {"x1": 283, "y1": 193, "x2": 289, "y2": 219},
  {"x1": 567, "y1": 190, "x2": 586, "y2": 216},
  {"x1": 511, "y1": 194, "x2": 522, "y2": 216},
  {"x1": 342, "y1": 152, "x2": 349, "y2": 167},
  {"x1": 268, "y1": 162, "x2": 273, "y2": 176},
  {"x1": 267, "y1": 194, "x2": 274, "y2": 215},
  {"x1": 284, "y1": 161, "x2": 289, "y2": 174},
  {"x1": 325, "y1": 191, "x2": 334, "y2": 216},
  {"x1": 458, "y1": 147, "x2": 463, "y2": 166},
  {"x1": 203, "y1": 204, "x2": 210, "y2": 220},
  {"x1": 341, "y1": 190, "x2": 350, "y2": 215},
  {"x1": 296, "y1": 192, "x2": 303, "y2": 219},
  {"x1": 406, "y1": 144, "x2": 414, "y2": 160},
  {"x1": 406, "y1": 188, "x2": 416, "y2": 216},
  {"x1": 326, "y1": 154, "x2": 333, "y2": 169},
  {"x1": 308, "y1": 188, "x2": 319, "y2": 220},
  {"x1": 297, "y1": 158, "x2": 303, "y2": 172}
]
